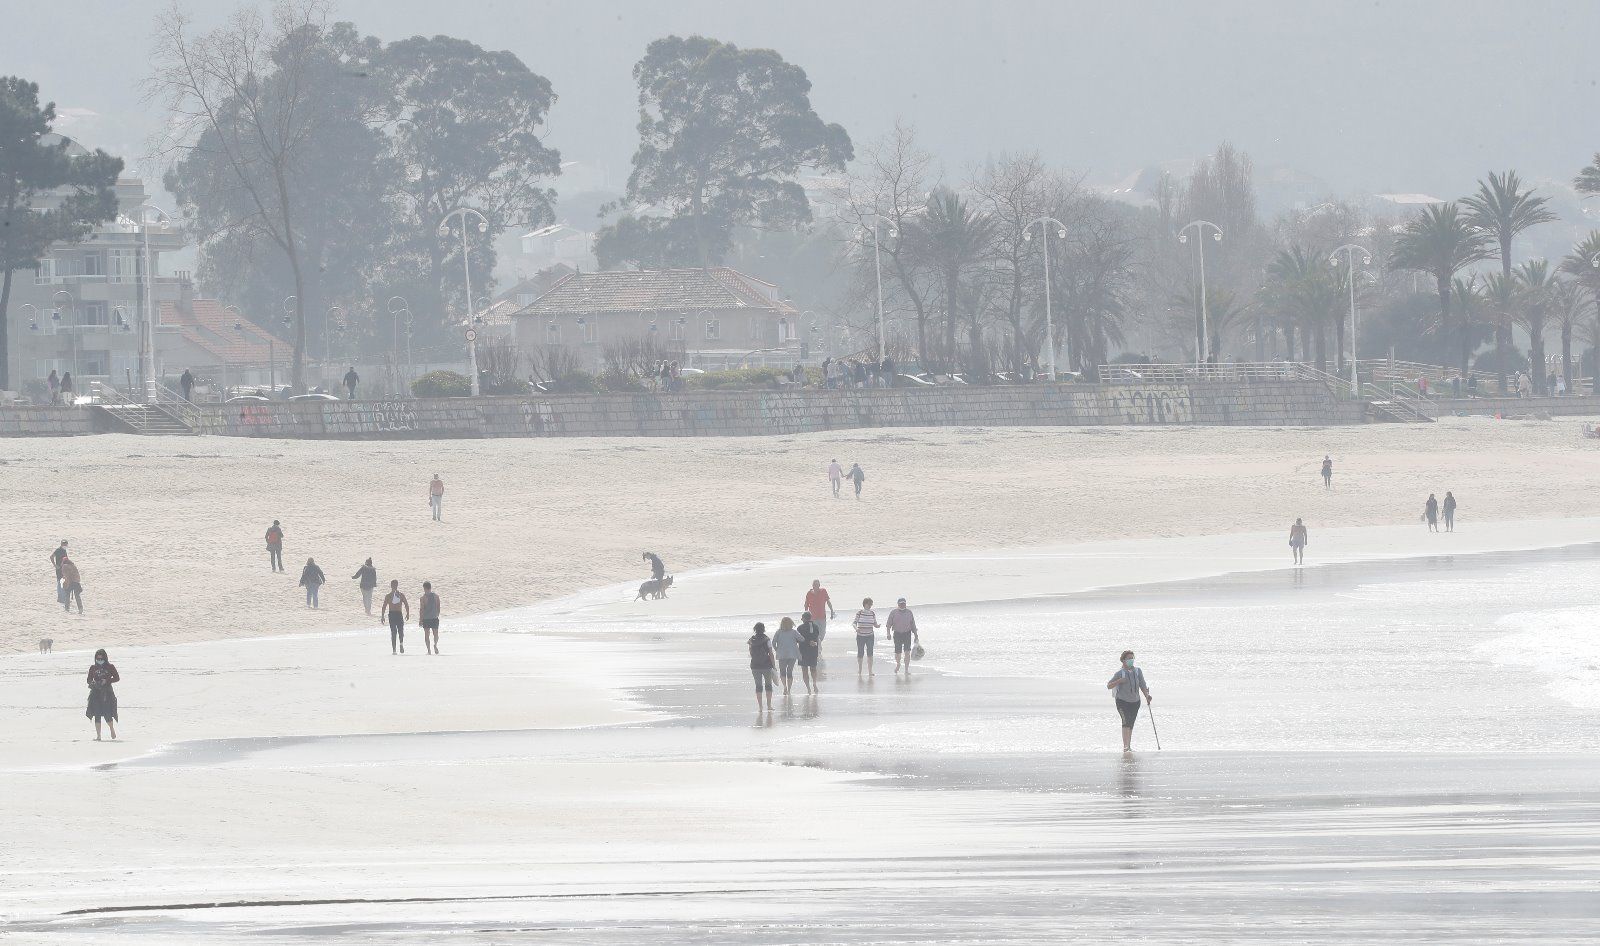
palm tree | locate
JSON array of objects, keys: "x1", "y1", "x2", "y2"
[
  {"x1": 914, "y1": 188, "x2": 995, "y2": 370},
  {"x1": 1462, "y1": 171, "x2": 1556, "y2": 390},
  {"x1": 1479, "y1": 272, "x2": 1519, "y2": 390},
  {"x1": 1514, "y1": 259, "x2": 1559, "y2": 395},
  {"x1": 1390, "y1": 203, "x2": 1492, "y2": 373},
  {"x1": 1575, "y1": 154, "x2": 1600, "y2": 196},
  {"x1": 1266, "y1": 245, "x2": 1343, "y2": 371},
  {"x1": 1550, "y1": 280, "x2": 1587, "y2": 395},
  {"x1": 1559, "y1": 232, "x2": 1600, "y2": 393}
]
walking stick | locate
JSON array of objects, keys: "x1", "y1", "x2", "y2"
[{"x1": 1147, "y1": 700, "x2": 1161, "y2": 750}]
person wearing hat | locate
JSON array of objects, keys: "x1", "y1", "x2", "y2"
[{"x1": 886, "y1": 597, "x2": 919, "y2": 674}]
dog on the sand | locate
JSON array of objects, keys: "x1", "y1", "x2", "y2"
[
  {"x1": 635, "y1": 575, "x2": 673, "y2": 600},
  {"x1": 38, "y1": 638, "x2": 53, "y2": 654}
]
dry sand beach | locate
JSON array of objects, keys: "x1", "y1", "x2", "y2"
[
  {"x1": 6, "y1": 414, "x2": 1600, "y2": 652},
  {"x1": 5, "y1": 417, "x2": 1600, "y2": 943}
]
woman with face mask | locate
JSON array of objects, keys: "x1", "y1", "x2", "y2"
[
  {"x1": 86, "y1": 649, "x2": 120, "y2": 741},
  {"x1": 1106, "y1": 650, "x2": 1152, "y2": 752}
]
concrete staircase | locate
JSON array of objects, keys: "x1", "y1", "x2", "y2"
[{"x1": 88, "y1": 382, "x2": 199, "y2": 435}]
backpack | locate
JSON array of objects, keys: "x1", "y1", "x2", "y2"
[{"x1": 748, "y1": 636, "x2": 772, "y2": 666}]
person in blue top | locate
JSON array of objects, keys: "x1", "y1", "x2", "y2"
[{"x1": 1106, "y1": 650, "x2": 1153, "y2": 752}]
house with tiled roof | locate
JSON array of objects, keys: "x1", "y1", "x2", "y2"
[
  {"x1": 510, "y1": 267, "x2": 801, "y2": 371},
  {"x1": 161, "y1": 299, "x2": 286, "y2": 392}
]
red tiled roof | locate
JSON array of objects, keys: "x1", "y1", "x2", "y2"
[
  {"x1": 512, "y1": 267, "x2": 797, "y2": 318},
  {"x1": 161, "y1": 299, "x2": 279, "y2": 364}
]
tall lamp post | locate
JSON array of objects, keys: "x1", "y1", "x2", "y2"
[
  {"x1": 325, "y1": 305, "x2": 345, "y2": 386},
  {"x1": 222, "y1": 304, "x2": 245, "y2": 398},
  {"x1": 1024, "y1": 216, "x2": 1069, "y2": 380},
  {"x1": 52, "y1": 290, "x2": 76, "y2": 382},
  {"x1": 279, "y1": 296, "x2": 297, "y2": 395},
  {"x1": 439, "y1": 208, "x2": 490, "y2": 396},
  {"x1": 1329, "y1": 243, "x2": 1372, "y2": 395},
  {"x1": 138, "y1": 204, "x2": 172, "y2": 396},
  {"x1": 864, "y1": 215, "x2": 895, "y2": 361},
  {"x1": 1177, "y1": 220, "x2": 1223, "y2": 363},
  {"x1": 387, "y1": 295, "x2": 410, "y2": 396}
]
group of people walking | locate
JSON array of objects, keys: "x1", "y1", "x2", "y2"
[
  {"x1": 1298, "y1": 456, "x2": 1463, "y2": 564},
  {"x1": 49, "y1": 539, "x2": 84, "y2": 613},
  {"x1": 820, "y1": 356, "x2": 897, "y2": 389},
  {"x1": 43, "y1": 369, "x2": 75, "y2": 407},
  {"x1": 1424, "y1": 492, "x2": 1458, "y2": 532},
  {"x1": 744, "y1": 581, "x2": 921, "y2": 711}
]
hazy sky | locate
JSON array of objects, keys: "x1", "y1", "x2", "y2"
[{"x1": 4, "y1": 0, "x2": 1599, "y2": 203}]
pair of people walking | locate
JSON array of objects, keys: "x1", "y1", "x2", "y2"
[
  {"x1": 1424, "y1": 492, "x2": 1457, "y2": 532},
  {"x1": 50, "y1": 539, "x2": 83, "y2": 613},
  {"x1": 852, "y1": 596, "x2": 919, "y2": 676},
  {"x1": 377, "y1": 580, "x2": 443, "y2": 655},
  {"x1": 826, "y1": 460, "x2": 867, "y2": 499}
]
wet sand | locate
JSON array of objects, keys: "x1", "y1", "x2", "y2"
[{"x1": 5, "y1": 535, "x2": 1600, "y2": 942}]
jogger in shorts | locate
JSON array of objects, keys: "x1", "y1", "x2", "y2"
[
  {"x1": 853, "y1": 598, "x2": 879, "y2": 677},
  {"x1": 419, "y1": 581, "x2": 441, "y2": 655},
  {"x1": 381, "y1": 580, "x2": 410, "y2": 655}
]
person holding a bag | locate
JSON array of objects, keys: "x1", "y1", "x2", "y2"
[
  {"x1": 747, "y1": 622, "x2": 776, "y2": 712},
  {"x1": 886, "y1": 597, "x2": 919, "y2": 674},
  {"x1": 59, "y1": 555, "x2": 83, "y2": 614},
  {"x1": 86, "y1": 649, "x2": 119, "y2": 741}
]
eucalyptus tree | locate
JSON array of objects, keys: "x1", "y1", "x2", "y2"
[{"x1": 1390, "y1": 203, "x2": 1492, "y2": 374}]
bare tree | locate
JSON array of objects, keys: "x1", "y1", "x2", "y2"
[
  {"x1": 526, "y1": 344, "x2": 580, "y2": 387},
  {"x1": 476, "y1": 334, "x2": 524, "y2": 391},
  {"x1": 839, "y1": 122, "x2": 935, "y2": 364},
  {"x1": 147, "y1": 0, "x2": 336, "y2": 393}
]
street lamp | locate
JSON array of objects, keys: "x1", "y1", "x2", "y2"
[
  {"x1": 138, "y1": 203, "x2": 172, "y2": 395},
  {"x1": 278, "y1": 296, "x2": 297, "y2": 393},
  {"x1": 222, "y1": 304, "x2": 245, "y2": 399},
  {"x1": 1024, "y1": 216, "x2": 1069, "y2": 380},
  {"x1": 1177, "y1": 220, "x2": 1223, "y2": 363},
  {"x1": 325, "y1": 305, "x2": 345, "y2": 379},
  {"x1": 1329, "y1": 244, "x2": 1372, "y2": 395},
  {"x1": 53, "y1": 289, "x2": 76, "y2": 381},
  {"x1": 439, "y1": 207, "x2": 490, "y2": 395},
  {"x1": 388, "y1": 295, "x2": 411, "y2": 396},
  {"x1": 863, "y1": 215, "x2": 896, "y2": 362}
]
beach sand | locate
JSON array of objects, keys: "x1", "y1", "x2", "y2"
[{"x1": 6, "y1": 413, "x2": 1600, "y2": 651}]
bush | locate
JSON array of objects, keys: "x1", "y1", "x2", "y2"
[
  {"x1": 684, "y1": 367, "x2": 792, "y2": 390},
  {"x1": 549, "y1": 371, "x2": 603, "y2": 394},
  {"x1": 411, "y1": 370, "x2": 470, "y2": 398}
]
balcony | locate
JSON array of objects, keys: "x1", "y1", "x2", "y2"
[{"x1": 33, "y1": 273, "x2": 191, "y2": 287}]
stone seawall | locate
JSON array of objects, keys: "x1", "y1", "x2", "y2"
[
  {"x1": 1433, "y1": 395, "x2": 1600, "y2": 417},
  {"x1": 192, "y1": 381, "x2": 1361, "y2": 439},
  {"x1": 0, "y1": 407, "x2": 93, "y2": 437}
]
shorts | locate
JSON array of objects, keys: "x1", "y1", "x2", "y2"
[
  {"x1": 1116, "y1": 698, "x2": 1142, "y2": 728},
  {"x1": 751, "y1": 667, "x2": 774, "y2": 692},
  {"x1": 856, "y1": 635, "x2": 875, "y2": 658},
  {"x1": 421, "y1": 618, "x2": 439, "y2": 630},
  {"x1": 893, "y1": 631, "x2": 914, "y2": 655}
]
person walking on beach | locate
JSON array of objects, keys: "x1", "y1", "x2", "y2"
[
  {"x1": 1289, "y1": 518, "x2": 1308, "y2": 565},
  {"x1": 772, "y1": 616, "x2": 804, "y2": 696},
  {"x1": 179, "y1": 368, "x2": 195, "y2": 401},
  {"x1": 1424, "y1": 493, "x2": 1440, "y2": 532},
  {"x1": 1106, "y1": 650, "x2": 1152, "y2": 752},
  {"x1": 299, "y1": 557, "x2": 326, "y2": 608},
  {"x1": 352, "y1": 558, "x2": 378, "y2": 615},
  {"x1": 886, "y1": 597, "x2": 919, "y2": 674},
  {"x1": 382, "y1": 579, "x2": 410, "y2": 654},
  {"x1": 804, "y1": 579, "x2": 836, "y2": 638},
  {"x1": 828, "y1": 459, "x2": 844, "y2": 498},
  {"x1": 853, "y1": 597, "x2": 880, "y2": 677},
  {"x1": 848, "y1": 462, "x2": 866, "y2": 500},
  {"x1": 643, "y1": 551, "x2": 666, "y2": 581},
  {"x1": 1320, "y1": 455, "x2": 1333, "y2": 490},
  {"x1": 797, "y1": 611, "x2": 823, "y2": 695},
  {"x1": 343, "y1": 366, "x2": 359, "y2": 399},
  {"x1": 86, "y1": 649, "x2": 119, "y2": 741},
  {"x1": 748, "y1": 622, "x2": 776, "y2": 711},
  {"x1": 429, "y1": 474, "x2": 445, "y2": 521},
  {"x1": 59, "y1": 554, "x2": 83, "y2": 613},
  {"x1": 265, "y1": 520, "x2": 285, "y2": 572},
  {"x1": 1443, "y1": 491, "x2": 1457, "y2": 532},
  {"x1": 50, "y1": 539, "x2": 69, "y2": 586},
  {"x1": 419, "y1": 581, "x2": 442, "y2": 655}
]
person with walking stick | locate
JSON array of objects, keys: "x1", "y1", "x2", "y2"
[{"x1": 1107, "y1": 650, "x2": 1153, "y2": 752}]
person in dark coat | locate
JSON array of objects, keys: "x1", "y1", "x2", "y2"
[
  {"x1": 86, "y1": 649, "x2": 119, "y2": 741},
  {"x1": 299, "y1": 558, "x2": 327, "y2": 608},
  {"x1": 352, "y1": 558, "x2": 378, "y2": 614}
]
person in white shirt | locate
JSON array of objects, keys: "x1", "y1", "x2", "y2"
[
  {"x1": 886, "y1": 597, "x2": 919, "y2": 674},
  {"x1": 852, "y1": 597, "x2": 879, "y2": 677},
  {"x1": 827, "y1": 459, "x2": 844, "y2": 498}
]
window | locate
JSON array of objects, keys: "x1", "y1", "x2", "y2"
[
  {"x1": 79, "y1": 350, "x2": 111, "y2": 375},
  {"x1": 544, "y1": 321, "x2": 561, "y2": 345},
  {"x1": 108, "y1": 250, "x2": 137, "y2": 283},
  {"x1": 34, "y1": 258, "x2": 58, "y2": 285},
  {"x1": 579, "y1": 318, "x2": 597, "y2": 344},
  {"x1": 669, "y1": 319, "x2": 685, "y2": 341},
  {"x1": 79, "y1": 303, "x2": 108, "y2": 327},
  {"x1": 81, "y1": 252, "x2": 104, "y2": 277},
  {"x1": 704, "y1": 319, "x2": 721, "y2": 341}
]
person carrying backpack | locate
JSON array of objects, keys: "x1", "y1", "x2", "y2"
[
  {"x1": 748, "y1": 622, "x2": 776, "y2": 711},
  {"x1": 265, "y1": 520, "x2": 285, "y2": 572}
]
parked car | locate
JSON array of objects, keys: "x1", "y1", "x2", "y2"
[
  {"x1": 288, "y1": 393, "x2": 340, "y2": 402},
  {"x1": 224, "y1": 394, "x2": 270, "y2": 404}
]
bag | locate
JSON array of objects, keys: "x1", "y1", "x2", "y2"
[
  {"x1": 57, "y1": 580, "x2": 67, "y2": 605},
  {"x1": 911, "y1": 643, "x2": 925, "y2": 660},
  {"x1": 748, "y1": 636, "x2": 772, "y2": 667}
]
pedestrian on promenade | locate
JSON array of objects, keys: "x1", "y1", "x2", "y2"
[
  {"x1": 805, "y1": 579, "x2": 835, "y2": 638},
  {"x1": 382, "y1": 579, "x2": 410, "y2": 654},
  {"x1": 1424, "y1": 493, "x2": 1440, "y2": 532},
  {"x1": 748, "y1": 622, "x2": 776, "y2": 711},
  {"x1": 419, "y1": 581, "x2": 442, "y2": 655},
  {"x1": 47, "y1": 369, "x2": 59, "y2": 405},
  {"x1": 1443, "y1": 491, "x2": 1457, "y2": 532},
  {"x1": 299, "y1": 557, "x2": 326, "y2": 608},
  {"x1": 848, "y1": 462, "x2": 866, "y2": 500},
  {"x1": 86, "y1": 649, "x2": 119, "y2": 741},
  {"x1": 352, "y1": 558, "x2": 378, "y2": 614},
  {"x1": 59, "y1": 554, "x2": 83, "y2": 613},
  {"x1": 180, "y1": 368, "x2": 195, "y2": 401},
  {"x1": 429, "y1": 474, "x2": 445, "y2": 521},
  {"x1": 1320, "y1": 455, "x2": 1333, "y2": 490},
  {"x1": 772, "y1": 616, "x2": 803, "y2": 696},
  {"x1": 1289, "y1": 518, "x2": 1308, "y2": 565},
  {"x1": 886, "y1": 597, "x2": 919, "y2": 674},
  {"x1": 828, "y1": 459, "x2": 844, "y2": 498},
  {"x1": 59, "y1": 371, "x2": 73, "y2": 405},
  {"x1": 797, "y1": 611, "x2": 822, "y2": 695},
  {"x1": 1106, "y1": 650, "x2": 1152, "y2": 752},
  {"x1": 853, "y1": 597, "x2": 879, "y2": 677},
  {"x1": 343, "y1": 366, "x2": 359, "y2": 399},
  {"x1": 265, "y1": 520, "x2": 285, "y2": 572}
]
